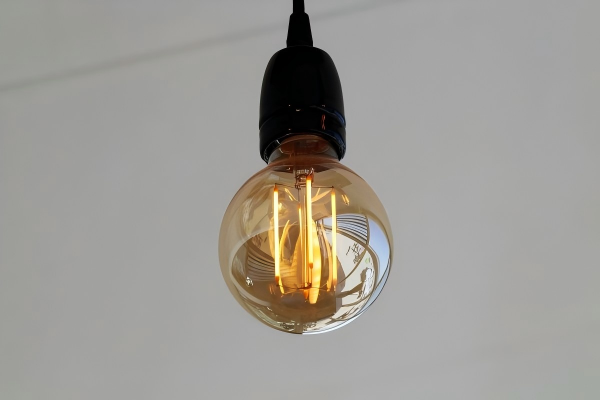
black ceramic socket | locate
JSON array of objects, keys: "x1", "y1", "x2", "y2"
[{"x1": 258, "y1": 8, "x2": 346, "y2": 162}]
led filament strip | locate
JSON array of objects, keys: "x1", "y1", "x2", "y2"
[
  {"x1": 273, "y1": 178, "x2": 337, "y2": 304},
  {"x1": 273, "y1": 186, "x2": 280, "y2": 286}
]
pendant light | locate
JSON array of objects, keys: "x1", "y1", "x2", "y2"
[{"x1": 219, "y1": 0, "x2": 393, "y2": 334}]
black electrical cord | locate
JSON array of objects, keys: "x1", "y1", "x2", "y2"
[
  {"x1": 293, "y1": 0, "x2": 304, "y2": 13},
  {"x1": 287, "y1": 0, "x2": 313, "y2": 47}
]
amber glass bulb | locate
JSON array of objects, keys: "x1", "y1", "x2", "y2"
[{"x1": 219, "y1": 135, "x2": 393, "y2": 334}]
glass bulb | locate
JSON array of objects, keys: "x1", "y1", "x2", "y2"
[{"x1": 219, "y1": 135, "x2": 393, "y2": 334}]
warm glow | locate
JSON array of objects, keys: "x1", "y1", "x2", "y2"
[
  {"x1": 273, "y1": 186, "x2": 280, "y2": 285},
  {"x1": 331, "y1": 189, "x2": 337, "y2": 289},
  {"x1": 309, "y1": 220, "x2": 321, "y2": 304},
  {"x1": 279, "y1": 220, "x2": 290, "y2": 294},
  {"x1": 306, "y1": 175, "x2": 314, "y2": 269},
  {"x1": 298, "y1": 205, "x2": 306, "y2": 287},
  {"x1": 219, "y1": 137, "x2": 394, "y2": 334},
  {"x1": 272, "y1": 177, "x2": 338, "y2": 302}
]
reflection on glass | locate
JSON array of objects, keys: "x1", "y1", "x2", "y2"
[{"x1": 219, "y1": 136, "x2": 392, "y2": 334}]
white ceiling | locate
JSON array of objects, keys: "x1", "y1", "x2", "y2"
[{"x1": 1, "y1": 0, "x2": 599, "y2": 399}]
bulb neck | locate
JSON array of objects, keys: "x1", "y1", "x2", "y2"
[{"x1": 267, "y1": 135, "x2": 339, "y2": 164}]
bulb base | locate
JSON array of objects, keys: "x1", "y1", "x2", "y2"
[{"x1": 259, "y1": 46, "x2": 346, "y2": 162}]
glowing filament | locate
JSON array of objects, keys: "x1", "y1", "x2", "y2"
[
  {"x1": 309, "y1": 220, "x2": 321, "y2": 304},
  {"x1": 331, "y1": 189, "x2": 337, "y2": 289},
  {"x1": 273, "y1": 186, "x2": 280, "y2": 285},
  {"x1": 306, "y1": 175, "x2": 313, "y2": 269},
  {"x1": 298, "y1": 205, "x2": 306, "y2": 287}
]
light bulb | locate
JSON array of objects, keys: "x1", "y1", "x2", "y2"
[
  {"x1": 218, "y1": 1, "x2": 393, "y2": 334},
  {"x1": 219, "y1": 136, "x2": 393, "y2": 334}
]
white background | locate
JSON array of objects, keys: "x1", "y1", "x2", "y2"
[{"x1": 1, "y1": 0, "x2": 599, "y2": 398}]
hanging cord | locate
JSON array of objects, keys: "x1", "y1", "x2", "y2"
[
  {"x1": 293, "y1": 0, "x2": 304, "y2": 13},
  {"x1": 287, "y1": 0, "x2": 313, "y2": 47}
]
